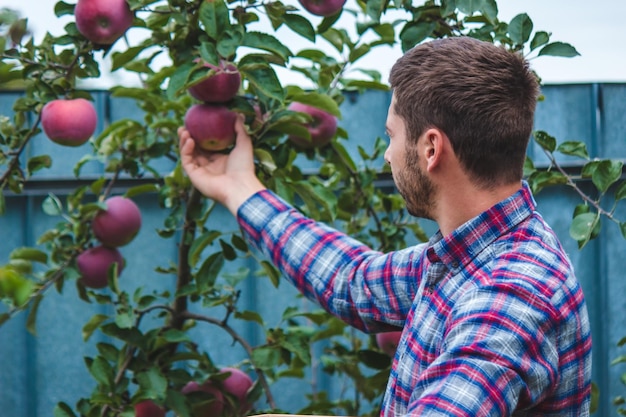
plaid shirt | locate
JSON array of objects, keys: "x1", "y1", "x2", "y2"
[{"x1": 238, "y1": 182, "x2": 592, "y2": 416}]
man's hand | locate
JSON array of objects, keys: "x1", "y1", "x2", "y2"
[{"x1": 179, "y1": 115, "x2": 266, "y2": 215}]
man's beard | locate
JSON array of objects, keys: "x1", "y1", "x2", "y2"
[{"x1": 394, "y1": 148, "x2": 436, "y2": 219}]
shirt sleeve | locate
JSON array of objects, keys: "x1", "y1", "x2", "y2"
[
  {"x1": 404, "y1": 282, "x2": 560, "y2": 416},
  {"x1": 237, "y1": 190, "x2": 423, "y2": 332}
]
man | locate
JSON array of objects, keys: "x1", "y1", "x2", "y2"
[{"x1": 179, "y1": 37, "x2": 592, "y2": 416}]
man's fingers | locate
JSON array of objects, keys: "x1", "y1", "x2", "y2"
[{"x1": 232, "y1": 115, "x2": 253, "y2": 154}]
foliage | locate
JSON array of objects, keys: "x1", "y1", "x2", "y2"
[{"x1": 0, "y1": 0, "x2": 624, "y2": 416}]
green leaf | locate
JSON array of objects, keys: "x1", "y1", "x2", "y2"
[
  {"x1": 240, "y1": 62, "x2": 285, "y2": 102},
  {"x1": 320, "y1": 28, "x2": 345, "y2": 53},
  {"x1": 242, "y1": 31, "x2": 293, "y2": 62},
  {"x1": 317, "y1": 12, "x2": 341, "y2": 34},
  {"x1": 115, "y1": 308, "x2": 135, "y2": 329},
  {"x1": 88, "y1": 356, "x2": 114, "y2": 387},
  {"x1": 538, "y1": 42, "x2": 580, "y2": 58},
  {"x1": 188, "y1": 231, "x2": 221, "y2": 267},
  {"x1": 166, "y1": 62, "x2": 194, "y2": 100},
  {"x1": 399, "y1": 21, "x2": 436, "y2": 52},
  {"x1": 284, "y1": 14, "x2": 316, "y2": 42},
  {"x1": 25, "y1": 294, "x2": 42, "y2": 335},
  {"x1": 199, "y1": 41, "x2": 219, "y2": 66},
  {"x1": 349, "y1": 43, "x2": 371, "y2": 63},
  {"x1": 27, "y1": 155, "x2": 52, "y2": 175},
  {"x1": 530, "y1": 31, "x2": 550, "y2": 51},
  {"x1": 231, "y1": 234, "x2": 249, "y2": 252},
  {"x1": 260, "y1": 260, "x2": 280, "y2": 288},
  {"x1": 82, "y1": 314, "x2": 109, "y2": 342},
  {"x1": 481, "y1": 0, "x2": 498, "y2": 24},
  {"x1": 288, "y1": 92, "x2": 341, "y2": 117},
  {"x1": 254, "y1": 148, "x2": 277, "y2": 173},
  {"x1": 508, "y1": 13, "x2": 533, "y2": 45},
  {"x1": 456, "y1": 0, "x2": 483, "y2": 15},
  {"x1": 196, "y1": 252, "x2": 224, "y2": 291},
  {"x1": 235, "y1": 310, "x2": 265, "y2": 325},
  {"x1": 556, "y1": 141, "x2": 589, "y2": 159},
  {"x1": 217, "y1": 27, "x2": 244, "y2": 58},
  {"x1": 10, "y1": 247, "x2": 48, "y2": 264},
  {"x1": 365, "y1": 0, "x2": 385, "y2": 21},
  {"x1": 42, "y1": 193, "x2": 63, "y2": 216},
  {"x1": 591, "y1": 160, "x2": 623, "y2": 193},
  {"x1": 533, "y1": 130, "x2": 556, "y2": 153},
  {"x1": 620, "y1": 222, "x2": 626, "y2": 240},
  {"x1": 54, "y1": 1, "x2": 75, "y2": 17},
  {"x1": 199, "y1": 0, "x2": 231, "y2": 40},
  {"x1": 615, "y1": 181, "x2": 626, "y2": 201},
  {"x1": 251, "y1": 346, "x2": 282, "y2": 370},
  {"x1": 569, "y1": 212, "x2": 598, "y2": 242},
  {"x1": 161, "y1": 329, "x2": 191, "y2": 343},
  {"x1": 527, "y1": 170, "x2": 567, "y2": 194},
  {"x1": 111, "y1": 43, "x2": 150, "y2": 71},
  {"x1": 219, "y1": 239, "x2": 236, "y2": 260},
  {"x1": 0, "y1": 191, "x2": 5, "y2": 216},
  {"x1": 53, "y1": 402, "x2": 77, "y2": 417},
  {"x1": 136, "y1": 367, "x2": 168, "y2": 399},
  {"x1": 125, "y1": 183, "x2": 159, "y2": 198}
]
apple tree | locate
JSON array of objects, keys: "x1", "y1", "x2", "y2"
[{"x1": 0, "y1": 0, "x2": 624, "y2": 416}]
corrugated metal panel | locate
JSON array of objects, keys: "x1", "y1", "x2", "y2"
[{"x1": 1, "y1": 85, "x2": 625, "y2": 416}]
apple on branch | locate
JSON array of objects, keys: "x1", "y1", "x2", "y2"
[
  {"x1": 76, "y1": 245, "x2": 124, "y2": 289},
  {"x1": 182, "y1": 380, "x2": 225, "y2": 417},
  {"x1": 184, "y1": 104, "x2": 238, "y2": 151},
  {"x1": 75, "y1": 0, "x2": 134, "y2": 46},
  {"x1": 287, "y1": 102, "x2": 338, "y2": 149},
  {"x1": 41, "y1": 98, "x2": 97, "y2": 147},
  {"x1": 92, "y1": 196, "x2": 142, "y2": 247},
  {"x1": 133, "y1": 400, "x2": 165, "y2": 417},
  {"x1": 298, "y1": 0, "x2": 347, "y2": 17},
  {"x1": 188, "y1": 60, "x2": 241, "y2": 103},
  {"x1": 376, "y1": 331, "x2": 403, "y2": 357},
  {"x1": 219, "y1": 367, "x2": 254, "y2": 414}
]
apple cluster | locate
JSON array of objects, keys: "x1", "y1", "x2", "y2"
[
  {"x1": 76, "y1": 196, "x2": 142, "y2": 289},
  {"x1": 184, "y1": 60, "x2": 242, "y2": 152}
]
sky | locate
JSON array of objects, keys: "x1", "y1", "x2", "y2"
[{"x1": 2, "y1": 0, "x2": 625, "y2": 88}]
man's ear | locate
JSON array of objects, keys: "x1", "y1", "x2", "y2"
[{"x1": 423, "y1": 128, "x2": 446, "y2": 172}]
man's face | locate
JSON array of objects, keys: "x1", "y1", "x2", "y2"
[{"x1": 384, "y1": 97, "x2": 436, "y2": 219}]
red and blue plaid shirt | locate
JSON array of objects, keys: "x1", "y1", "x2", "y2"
[{"x1": 238, "y1": 182, "x2": 592, "y2": 416}]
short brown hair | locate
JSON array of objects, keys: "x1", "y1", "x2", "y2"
[{"x1": 389, "y1": 36, "x2": 540, "y2": 187}]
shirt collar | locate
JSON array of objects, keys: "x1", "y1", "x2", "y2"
[{"x1": 425, "y1": 181, "x2": 536, "y2": 272}]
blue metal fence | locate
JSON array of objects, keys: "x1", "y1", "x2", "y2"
[{"x1": 0, "y1": 84, "x2": 625, "y2": 416}]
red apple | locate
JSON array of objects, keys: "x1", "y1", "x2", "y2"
[
  {"x1": 92, "y1": 196, "x2": 142, "y2": 247},
  {"x1": 75, "y1": 0, "x2": 134, "y2": 45},
  {"x1": 376, "y1": 331, "x2": 402, "y2": 357},
  {"x1": 76, "y1": 245, "x2": 124, "y2": 289},
  {"x1": 184, "y1": 104, "x2": 237, "y2": 151},
  {"x1": 182, "y1": 381, "x2": 225, "y2": 417},
  {"x1": 188, "y1": 60, "x2": 241, "y2": 103},
  {"x1": 287, "y1": 102, "x2": 338, "y2": 148},
  {"x1": 41, "y1": 98, "x2": 97, "y2": 147},
  {"x1": 220, "y1": 367, "x2": 254, "y2": 414},
  {"x1": 298, "y1": 0, "x2": 346, "y2": 17},
  {"x1": 134, "y1": 400, "x2": 165, "y2": 417}
]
